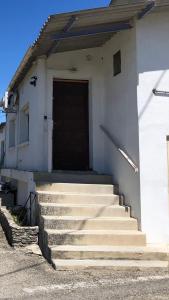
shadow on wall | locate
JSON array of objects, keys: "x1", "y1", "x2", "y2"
[
  {"x1": 137, "y1": 11, "x2": 169, "y2": 120},
  {"x1": 138, "y1": 70, "x2": 167, "y2": 120}
]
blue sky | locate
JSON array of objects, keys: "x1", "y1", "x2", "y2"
[{"x1": 0, "y1": 0, "x2": 109, "y2": 99}]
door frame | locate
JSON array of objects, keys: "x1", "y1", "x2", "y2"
[{"x1": 47, "y1": 72, "x2": 93, "y2": 172}]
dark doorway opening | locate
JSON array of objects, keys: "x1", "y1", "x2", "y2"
[{"x1": 53, "y1": 79, "x2": 89, "y2": 170}]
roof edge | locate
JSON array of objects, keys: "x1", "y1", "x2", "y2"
[
  {"x1": 7, "y1": 0, "x2": 168, "y2": 93},
  {"x1": 8, "y1": 47, "x2": 33, "y2": 92}
]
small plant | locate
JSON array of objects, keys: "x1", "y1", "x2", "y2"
[{"x1": 8, "y1": 206, "x2": 27, "y2": 226}]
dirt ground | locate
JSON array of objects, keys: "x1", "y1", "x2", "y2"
[{"x1": 0, "y1": 225, "x2": 169, "y2": 300}]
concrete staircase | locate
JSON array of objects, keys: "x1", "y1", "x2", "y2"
[{"x1": 36, "y1": 175, "x2": 169, "y2": 271}]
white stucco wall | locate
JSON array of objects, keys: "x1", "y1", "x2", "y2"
[
  {"x1": 5, "y1": 113, "x2": 17, "y2": 169},
  {"x1": 17, "y1": 61, "x2": 48, "y2": 171},
  {"x1": 0, "y1": 168, "x2": 35, "y2": 206},
  {"x1": 103, "y1": 27, "x2": 141, "y2": 224},
  {"x1": 0, "y1": 125, "x2": 5, "y2": 164},
  {"x1": 5, "y1": 61, "x2": 49, "y2": 172},
  {"x1": 136, "y1": 11, "x2": 169, "y2": 244},
  {"x1": 17, "y1": 180, "x2": 28, "y2": 206}
]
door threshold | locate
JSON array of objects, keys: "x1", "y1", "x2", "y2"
[{"x1": 52, "y1": 170, "x2": 97, "y2": 175}]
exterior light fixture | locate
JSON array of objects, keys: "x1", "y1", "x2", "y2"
[
  {"x1": 30, "y1": 76, "x2": 37, "y2": 86},
  {"x1": 68, "y1": 67, "x2": 77, "y2": 72}
]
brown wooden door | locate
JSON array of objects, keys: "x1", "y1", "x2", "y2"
[{"x1": 53, "y1": 80, "x2": 89, "y2": 170}]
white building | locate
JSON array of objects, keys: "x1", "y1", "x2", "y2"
[
  {"x1": 1, "y1": 1, "x2": 169, "y2": 267},
  {"x1": 0, "y1": 122, "x2": 5, "y2": 169}
]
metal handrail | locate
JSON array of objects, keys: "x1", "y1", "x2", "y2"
[
  {"x1": 152, "y1": 89, "x2": 169, "y2": 97},
  {"x1": 29, "y1": 192, "x2": 37, "y2": 225},
  {"x1": 18, "y1": 193, "x2": 31, "y2": 224},
  {"x1": 100, "y1": 125, "x2": 139, "y2": 173},
  {"x1": 18, "y1": 192, "x2": 37, "y2": 225}
]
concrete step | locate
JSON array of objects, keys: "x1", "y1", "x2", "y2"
[
  {"x1": 50, "y1": 245, "x2": 169, "y2": 261},
  {"x1": 38, "y1": 192, "x2": 119, "y2": 205},
  {"x1": 52, "y1": 259, "x2": 169, "y2": 271},
  {"x1": 36, "y1": 183, "x2": 115, "y2": 194},
  {"x1": 41, "y1": 216, "x2": 138, "y2": 230},
  {"x1": 39, "y1": 203, "x2": 130, "y2": 217},
  {"x1": 45, "y1": 229, "x2": 146, "y2": 246},
  {"x1": 34, "y1": 172, "x2": 112, "y2": 184}
]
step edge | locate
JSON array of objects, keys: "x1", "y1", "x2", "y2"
[
  {"x1": 38, "y1": 192, "x2": 118, "y2": 197},
  {"x1": 42, "y1": 216, "x2": 136, "y2": 221},
  {"x1": 40, "y1": 203, "x2": 125, "y2": 208},
  {"x1": 51, "y1": 259, "x2": 169, "y2": 267},
  {"x1": 45, "y1": 229, "x2": 146, "y2": 235},
  {"x1": 49, "y1": 245, "x2": 169, "y2": 254}
]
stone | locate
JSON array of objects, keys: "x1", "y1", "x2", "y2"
[{"x1": 0, "y1": 206, "x2": 39, "y2": 248}]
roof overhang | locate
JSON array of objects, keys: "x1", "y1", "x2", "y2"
[
  {"x1": 109, "y1": 0, "x2": 169, "y2": 7},
  {"x1": 8, "y1": 0, "x2": 164, "y2": 92}
]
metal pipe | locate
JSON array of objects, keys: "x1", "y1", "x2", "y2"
[
  {"x1": 47, "y1": 15, "x2": 77, "y2": 56},
  {"x1": 138, "y1": 1, "x2": 155, "y2": 20},
  {"x1": 100, "y1": 125, "x2": 139, "y2": 173}
]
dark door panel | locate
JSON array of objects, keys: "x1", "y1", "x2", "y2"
[{"x1": 53, "y1": 80, "x2": 89, "y2": 170}]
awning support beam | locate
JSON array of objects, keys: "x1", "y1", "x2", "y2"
[
  {"x1": 47, "y1": 15, "x2": 77, "y2": 56},
  {"x1": 138, "y1": 1, "x2": 155, "y2": 20},
  {"x1": 52, "y1": 21, "x2": 132, "y2": 41}
]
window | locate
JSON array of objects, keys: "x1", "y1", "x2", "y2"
[
  {"x1": 9, "y1": 120, "x2": 16, "y2": 147},
  {"x1": 113, "y1": 50, "x2": 121, "y2": 76},
  {"x1": 20, "y1": 105, "x2": 29, "y2": 143}
]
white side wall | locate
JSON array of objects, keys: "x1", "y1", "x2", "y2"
[
  {"x1": 0, "y1": 126, "x2": 6, "y2": 183},
  {"x1": 0, "y1": 169, "x2": 35, "y2": 206},
  {"x1": 136, "y1": 11, "x2": 169, "y2": 244},
  {"x1": 17, "y1": 181, "x2": 28, "y2": 206},
  {"x1": 103, "y1": 27, "x2": 141, "y2": 224},
  {"x1": 5, "y1": 113, "x2": 17, "y2": 169},
  {"x1": 5, "y1": 60, "x2": 48, "y2": 172},
  {"x1": 0, "y1": 126, "x2": 5, "y2": 163}
]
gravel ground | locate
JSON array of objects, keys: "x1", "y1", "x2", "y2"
[{"x1": 0, "y1": 225, "x2": 169, "y2": 300}]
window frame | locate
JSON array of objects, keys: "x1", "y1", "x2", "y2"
[
  {"x1": 19, "y1": 103, "x2": 29, "y2": 144},
  {"x1": 9, "y1": 119, "x2": 16, "y2": 148}
]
